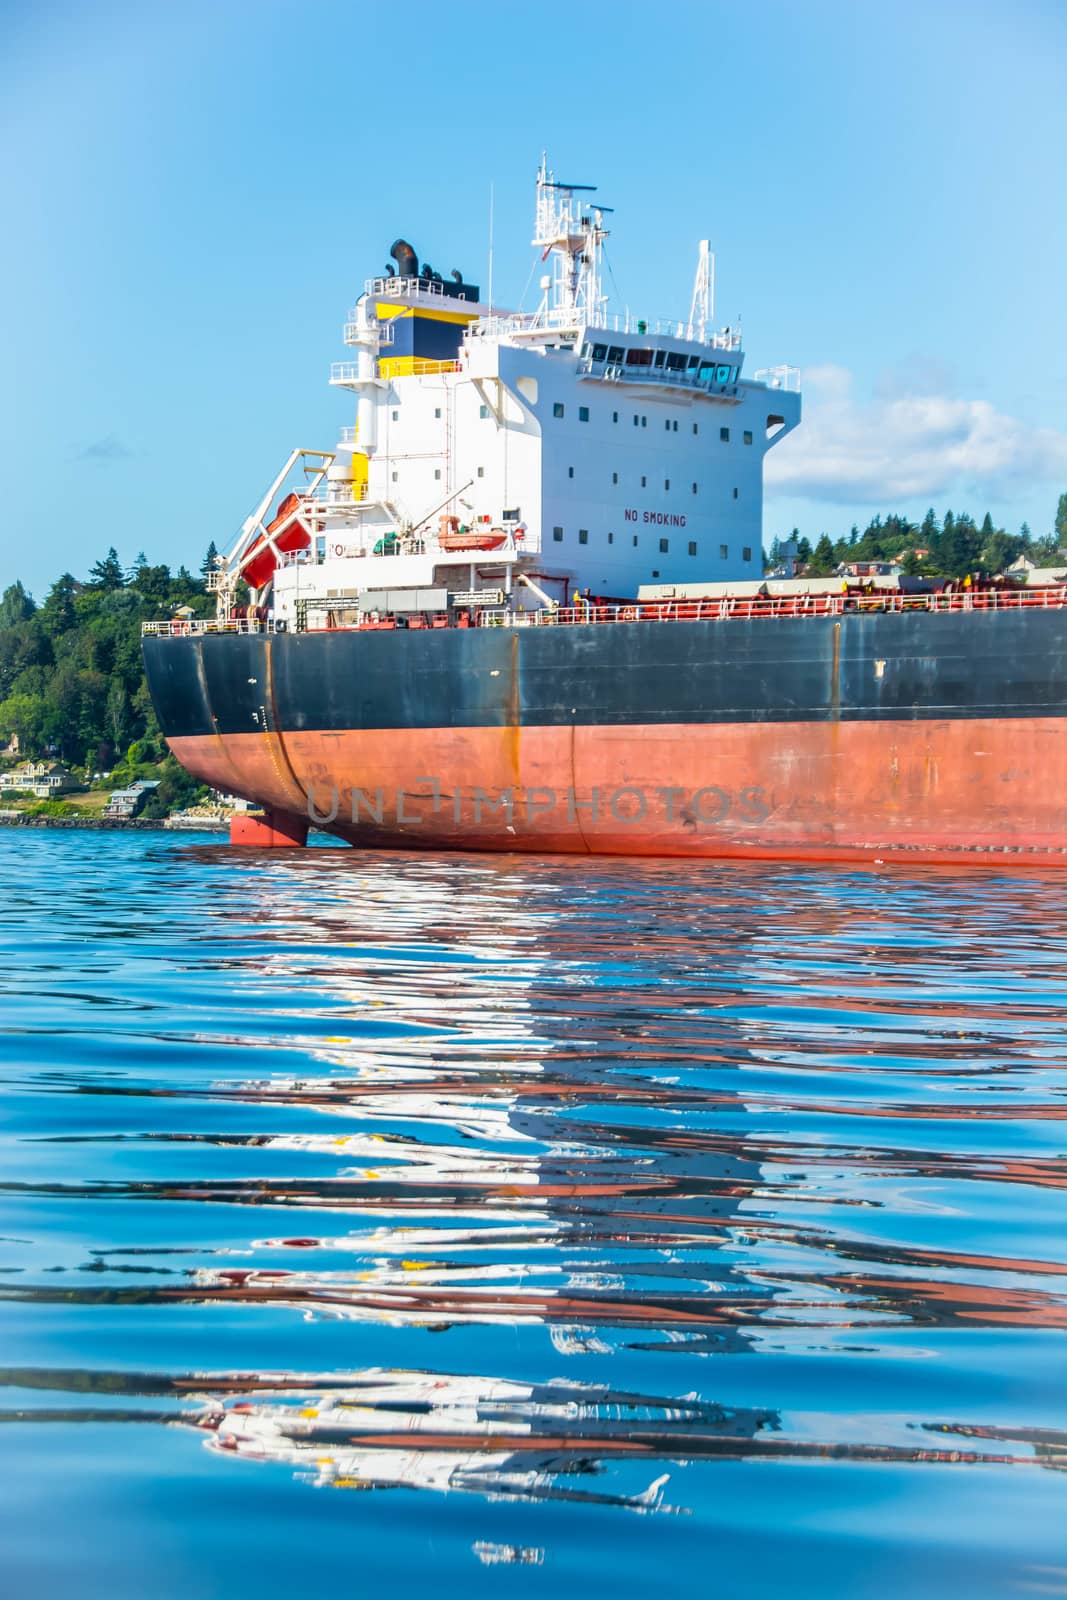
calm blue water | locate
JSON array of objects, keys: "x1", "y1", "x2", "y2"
[{"x1": 0, "y1": 828, "x2": 1064, "y2": 1597}]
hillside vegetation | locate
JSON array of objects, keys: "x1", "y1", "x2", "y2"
[{"x1": 0, "y1": 547, "x2": 217, "y2": 814}]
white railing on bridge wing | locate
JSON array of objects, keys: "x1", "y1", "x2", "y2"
[{"x1": 753, "y1": 365, "x2": 801, "y2": 392}]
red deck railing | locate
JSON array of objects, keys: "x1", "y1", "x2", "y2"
[{"x1": 143, "y1": 585, "x2": 1067, "y2": 639}]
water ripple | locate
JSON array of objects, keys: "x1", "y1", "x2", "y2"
[{"x1": 1, "y1": 831, "x2": 1065, "y2": 1597}]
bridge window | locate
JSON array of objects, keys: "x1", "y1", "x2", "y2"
[
  {"x1": 608, "y1": 346, "x2": 624, "y2": 363},
  {"x1": 666, "y1": 352, "x2": 687, "y2": 371},
  {"x1": 579, "y1": 405, "x2": 589, "y2": 422},
  {"x1": 654, "y1": 350, "x2": 666, "y2": 368},
  {"x1": 592, "y1": 343, "x2": 608, "y2": 361},
  {"x1": 716, "y1": 364, "x2": 733, "y2": 383},
  {"x1": 626, "y1": 348, "x2": 653, "y2": 367},
  {"x1": 578, "y1": 528, "x2": 588, "y2": 545},
  {"x1": 744, "y1": 430, "x2": 753, "y2": 445},
  {"x1": 720, "y1": 427, "x2": 730, "y2": 442},
  {"x1": 688, "y1": 541, "x2": 697, "y2": 556},
  {"x1": 553, "y1": 526, "x2": 563, "y2": 542},
  {"x1": 553, "y1": 402, "x2": 564, "y2": 418}
]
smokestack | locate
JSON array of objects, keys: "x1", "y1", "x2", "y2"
[{"x1": 390, "y1": 239, "x2": 418, "y2": 279}]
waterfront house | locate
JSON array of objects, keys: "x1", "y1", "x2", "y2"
[
  {"x1": 102, "y1": 779, "x2": 161, "y2": 819},
  {"x1": 0, "y1": 761, "x2": 79, "y2": 798}
]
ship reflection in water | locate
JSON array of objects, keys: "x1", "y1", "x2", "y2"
[{"x1": 1, "y1": 832, "x2": 1065, "y2": 1596}]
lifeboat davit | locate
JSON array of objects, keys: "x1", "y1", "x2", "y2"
[{"x1": 239, "y1": 493, "x2": 311, "y2": 590}]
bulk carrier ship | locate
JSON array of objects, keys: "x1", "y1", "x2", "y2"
[{"x1": 143, "y1": 162, "x2": 1067, "y2": 863}]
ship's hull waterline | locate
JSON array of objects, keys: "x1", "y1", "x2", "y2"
[{"x1": 144, "y1": 611, "x2": 1067, "y2": 863}]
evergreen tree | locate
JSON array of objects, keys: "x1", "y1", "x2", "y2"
[
  {"x1": 0, "y1": 581, "x2": 36, "y2": 628},
  {"x1": 1055, "y1": 493, "x2": 1067, "y2": 550},
  {"x1": 1020, "y1": 521, "x2": 1032, "y2": 543},
  {"x1": 807, "y1": 534, "x2": 837, "y2": 576},
  {"x1": 920, "y1": 507, "x2": 939, "y2": 545},
  {"x1": 201, "y1": 540, "x2": 220, "y2": 578},
  {"x1": 795, "y1": 535, "x2": 812, "y2": 563},
  {"x1": 848, "y1": 524, "x2": 859, "y2": 546},
  {"x1": 87, "y1": 548, "x2": 125, "y2": 590}
]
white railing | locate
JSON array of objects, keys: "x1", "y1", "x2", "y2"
[
  {"x1": 142, "y1": 618, "x2": 267, "y2": 638},
  {"x1": 753, "y1": 365, "x2": 801, "y2": 392},
  {"x1": 365, "y1": 275, "x2": 451, "y2": 300}
]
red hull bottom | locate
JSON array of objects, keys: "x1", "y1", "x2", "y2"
[{"x1": 168, "y1": 718, "x2": 1067, "y2": 864}]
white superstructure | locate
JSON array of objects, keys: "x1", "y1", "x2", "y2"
[{"x1": 215, "y1": 160, "x2": 801, "y2": 629}]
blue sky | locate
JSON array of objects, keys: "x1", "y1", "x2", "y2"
[{"x1": 3, "y1": 0, "x2": 1066, "y2": 596}]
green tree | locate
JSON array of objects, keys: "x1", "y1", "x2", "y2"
[
  {"x1": 1055, "y1": 493, "x2": 1067, "y2": 550},
  {"x1": 201, "y1": 540, "x2": 220, "y2": 578},
  {"x1": 0, "y1": 582, "x2": 35, "y2": 628},
  {"x1": 807, "y1": 534, "x2": 837, "y2": 576},
  {"x1": 982, "y1": 533, "x2": 1019, "y2": 573},
  {"x1": 87, "y1": 548, "x2": 125, "y2": 590}
]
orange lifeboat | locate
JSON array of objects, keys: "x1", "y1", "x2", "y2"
[
  {"x1": 239, "y1": 493, "x2": 312, "y2": 590},
  {"x1": 437, "y1": 514, "x2": 507, "y2": 553}
]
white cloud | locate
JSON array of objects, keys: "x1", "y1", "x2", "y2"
[{"x1": 766, "y1": 364, "x2": 1067, "y2": 503}]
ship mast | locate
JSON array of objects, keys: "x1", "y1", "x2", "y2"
[
  {"x1": 532, "y1": 155, "x2": 611, "y2": 331},
  {"x1": 687, "y1": 239, "x2": 714, "y2": 343}
]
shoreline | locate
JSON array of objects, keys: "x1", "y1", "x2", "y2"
[{"x1": 0, "y1": 814, "x2": 225, "y2": 831}]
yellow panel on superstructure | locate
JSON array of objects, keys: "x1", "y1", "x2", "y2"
[
  {"x1": 378, "y1": 357, "x2": 460, "y2": 379},
  {"x1": 374, "y1": 302, "x2": 477, "y2": 326},
  {"x1": 351, "y1": 451, "x2": 369, "y2": 500}
]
